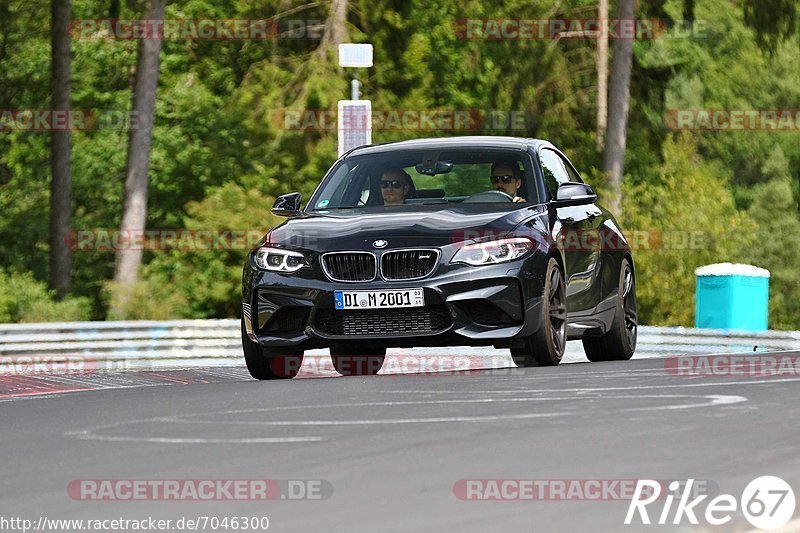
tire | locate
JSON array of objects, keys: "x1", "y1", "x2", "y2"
[
  {"x1": 582, "y1": 257, "x2": 637, "y2": 362},
  {"x1": 330, "y1": 344, "x2": 386, "y2": 376},
  {"x1": 241, "y1": 319, "x2": 304, "y2": 380},
  {"x1": 511, "y1": 257, "x2": 567, "y2": 367}
]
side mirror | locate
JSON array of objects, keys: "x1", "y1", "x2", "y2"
[
  {"x1": 272, "y1": 192, "x2": 303, "y2": 217},
  {"x1": 552, "y1": 182, "x2": 597, "y2": 207}
]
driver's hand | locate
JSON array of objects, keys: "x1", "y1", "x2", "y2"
[{"x1": 513, "y1": 196, "x2": 526, "y2": 202}]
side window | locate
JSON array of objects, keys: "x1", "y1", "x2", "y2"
[{"x1": 539, "y1": 149, "x2": 571, "y2": 198}]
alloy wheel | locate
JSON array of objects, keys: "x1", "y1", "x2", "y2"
[
  {"x1": 548, "y1": 265, "x2": 567, "y2": 359},
  {"x1": 622, "y1": 264, "x2": 638, "y2": 349}
]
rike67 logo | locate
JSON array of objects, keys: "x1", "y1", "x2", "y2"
[{"x1": 625, "y1": 477, "x2": 796, "y2": 530}]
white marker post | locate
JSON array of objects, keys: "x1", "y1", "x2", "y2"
[{"x1": 338, "y1": 44, "x2": 373, "y2": 156}]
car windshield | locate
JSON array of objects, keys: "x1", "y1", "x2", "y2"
[{"x1": 308, "y1": 148, "x2": 538, "y2": 210}]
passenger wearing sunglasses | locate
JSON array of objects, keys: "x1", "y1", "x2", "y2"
[
  {"x1": 380, "y1": 169, "x2": 412, "y2": 206},
  {"x1": 490, "y1": 161, "x2": 526, "y2": 202}
]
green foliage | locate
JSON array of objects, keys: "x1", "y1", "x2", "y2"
[
  {"x1": 743, "y1": 0, "x2": 798, "y2": 54},
  {"x1": 623, "y1": 135, "x2": 758, "y2": 326},
  {"x1": 143, "y1": 183, "x2": 280, "y2": 318},
  {"x1": 0, "y1": 270, "x2": 91, "y2": 323},
  {"x1": 746, "y1": 148, "x2": 800, "y2": 330},
  {"x1": 103, "y1": 278, "x2": 189, "y2": 321}
]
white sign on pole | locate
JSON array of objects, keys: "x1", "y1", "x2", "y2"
[
  {"x1": 337, "y1": 100, "x2": 372, "y2": 156},
  {"x1": 338, "y1": 44, "x2": 374, "y2": 68}
]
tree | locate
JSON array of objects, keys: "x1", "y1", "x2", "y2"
[
  {"x1": 747, "y1": 147, "x2": 800, "y2": 330},
  {"x1": 743, "y1": 0, "x2": 797, "y2": 54},
  {"x1": 49, "y1": 0, "x2": 71, "y2": 296},
  {"x1": 595, "y1": 0, "x2": 609, "y2": 152},
  {"x1": 112, "y1": 0, "x2": 167, "y2": 314},
  {"x1": 683, "y1": 0, "x2": 694, "y2": 25},
  {"x1": 322, "y1": 0, "x2": 348, "y2": 53},
  {"x1": 603, "y1": 0, "x2": 635, "y2": 215},
  {"x1": 623, "y1": 135, "x2": 758, "y2": 326}
]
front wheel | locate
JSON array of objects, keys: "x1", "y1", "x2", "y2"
[
  {"x1": 511, "y1": 257, "x2": 567, "y2": 367},
  {"x1": 330, "y1": 344, "x2": 386, "y2": 376},
  {"x1": 241, "y1": 319, "x2": 304, "y2": 380},
  {"x1": 582, "y1": 257, "x2": 637, "y2": 362}
]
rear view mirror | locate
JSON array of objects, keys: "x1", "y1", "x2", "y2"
[
  {"x1": 272, "y1": 192, "x2": 303, "y2": 217},
  {"x1": 552, "y1": 182, "x2": 597, "y2": 207},
  {"x1": 415, "y1": 160, "x2": 453, "y2": 176}
]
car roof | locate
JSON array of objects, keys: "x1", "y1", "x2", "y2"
[{"x1": 343, "y1": 136, "x2": 554, "y2": 158}]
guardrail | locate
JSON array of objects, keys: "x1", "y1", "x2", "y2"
[
  {"x1": 627, "y1": 326, "x2": 800, "y2": 355},
  {"x1": 0, "y1": 320, "x2": 242, "y2": 360},
  {"x1": 0, "y1": 320, "x2": 798, "y2": 363}
]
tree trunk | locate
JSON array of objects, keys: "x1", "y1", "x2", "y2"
[
  {"x1": 603, "y1": 0, "x2": 635, "y2": 215},
  {"x1": 49, "y1": 0, "x2": 72, "y2": 296},
  {"x1": 315, "y1": 0, "x2": 348, "y2": 63},
  {"x1": 329, "y1": 0, "x2": 347, "y2": 48},
  {"x1": 112, "y1": 0, "x2": 166, "y2": 310},
  {"x1": 595, "y1": 0, "x2": 609, "y2": 152},
  {"x1": 683, "y1": 0, "x2": 695, "y2": 26}
]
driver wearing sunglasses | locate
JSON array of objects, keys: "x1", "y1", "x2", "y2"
[
  {"x1": 490, "y1": 161, "x2": 526, "y2": 202},
  {"x1": 380, "y1": 169, "x2": 412, "y2": 206}
]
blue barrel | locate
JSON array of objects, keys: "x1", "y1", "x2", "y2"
[{"x1": 695, "y1": 263, "x2": 770, "y2": 331}]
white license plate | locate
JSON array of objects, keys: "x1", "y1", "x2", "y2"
[{"x1": 334, "y1": 289, "x2": 424, "y2": 310}]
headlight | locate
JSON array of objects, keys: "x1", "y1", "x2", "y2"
[
  {"x1": 253, "y1": 247, "x2": 306, "y2": 272},
  {"x1": 451, "y1": 237, "x2": 533, "y2": 266}
]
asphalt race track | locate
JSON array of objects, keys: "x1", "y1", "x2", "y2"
[{"x1": 1, "y1": 351, "x2": 799, "y2": 532}]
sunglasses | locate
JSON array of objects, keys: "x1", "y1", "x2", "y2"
[
  {"x1": 381, "y1": 180, "x2": 406, "y2": 189},
  {"x1": 491, "y1": 175, "x2": 517, "y2": 184}
]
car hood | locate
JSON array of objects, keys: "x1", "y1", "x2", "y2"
[{"x1": 268, "y1": 204, "x2": 541, "y2": 252}]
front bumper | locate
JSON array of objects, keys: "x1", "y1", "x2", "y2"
[{"x1": 243, "y1": 251, "x2": 549, "y2": 351}]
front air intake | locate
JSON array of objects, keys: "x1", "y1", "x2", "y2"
[
  {"x1": 321, "y1": 252, "x2": 377, "y2": 282},
  {"x1": 380, "y1": 249, "x2": 440, "y2": 281}
]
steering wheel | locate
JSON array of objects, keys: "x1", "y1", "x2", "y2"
[{"x1": 462, "y1": 190, "x2": 514, "y2": 203}]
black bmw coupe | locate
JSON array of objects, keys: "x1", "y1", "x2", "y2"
[{"x1": 242, "y1": 136, "x2": 637, "y2": 379}]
